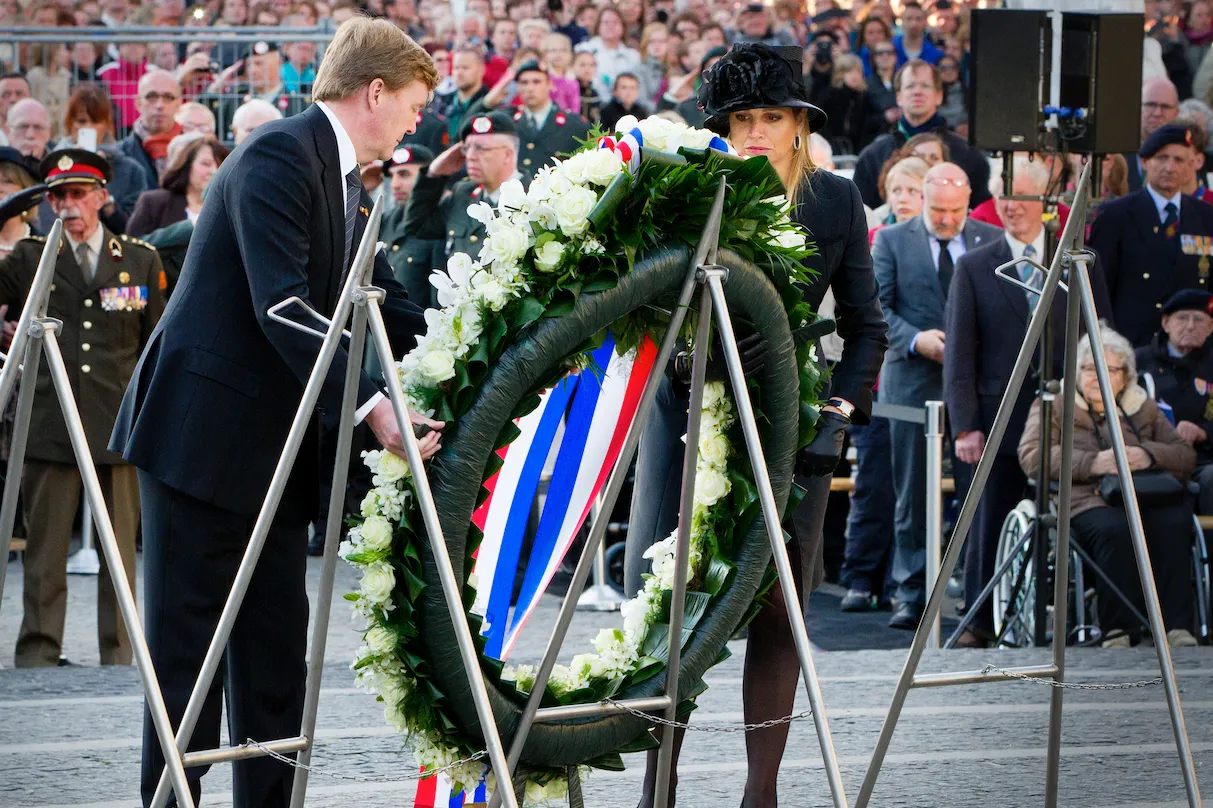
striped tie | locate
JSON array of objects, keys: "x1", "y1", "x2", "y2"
[
  {"x1": 1020, "y1": 243, "x2": 1039, "y2": 308},
  {"x1": 343, "y1": 167, "x2": 362, "y2": 270}
]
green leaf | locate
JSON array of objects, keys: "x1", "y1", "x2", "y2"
[
  {"x1": 584, "y1": 752, "x2": 626, "y2": 772},
  {"x1": 629, "y1": 655, "x2": 664, "y2": 685},
  {"x1": 511, "y1": 296, "x2": 546, "y2": 330},
  {"x1": 616, "y1": 730, "x2": 661, "y2": 753},
  {"x1": 702, "y1": 557, "x2": 735, "y2": 596}
]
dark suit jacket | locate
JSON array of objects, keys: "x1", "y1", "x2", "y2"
[
  {"x1": 126, "y1": 189, "x2": 189, "y2": 238},
  {"x1": 944, "y1": 237, "x2": 1114, "y2": 455},
  {"x1": 110, "y1": 105, "x2": 426, "y2": 515},
  {"x1": 1088, "y1": 187, "x2": 1213, "y2": 346},
  {"x1": 792, "y1": 169, "x2": 889, "y2": 423}
]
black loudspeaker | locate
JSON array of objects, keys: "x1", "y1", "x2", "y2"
[
  {"x1": 968, "y1": 9, "x2": 1051, "y2": 153},
  {"x1": 1059, "y1": 12, "x2": 1144, "y2": 154}
]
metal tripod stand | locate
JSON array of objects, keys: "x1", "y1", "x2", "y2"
[
  {"x1": 855, "y1": 163, "x2": 1202, "y2": 808},
  {"x1": 0, "y1": 221, "x2": 197, "y2": 804},
  {"x1": 486, "y1": 177, "x2": 848, "y2": 808},
  {"x1": 142, "y1": 197, "x2": 521, "y2": 808}
]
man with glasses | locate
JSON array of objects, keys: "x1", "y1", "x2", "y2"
[
  {"x1": 7, "y1": 98, "x2": 55, "y2": 231},
  {"x1": 1127, "y1": 77, "x2": 1181, "y2": 191},
  {"x1": 1090, "y1": 123, "x2": 1213, "y2": 346},
  {"x1": 852, "y1": 59, "x2": 989, "y2": 210},
  {"x1": 404, "y1": 111, "x2": 520, "y2": 261},
  {"x1": 1137, "y1": 289, "x2": 1213, "y2": 514},
  {"x1": 117, "y1": 71, "x2": 183, "y2": 188},
  {"x1": 0, "y1": 147, "x2": 164, "y2": 667},
  {"x1": 873, "y1": 161, "x2": 1002, "y2": 631}
]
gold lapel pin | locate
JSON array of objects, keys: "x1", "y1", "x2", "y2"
[
  {"x1": 359, "y1": 205, "x2": 369, "y2": 216},
  {"x1": 119, "y1": 271, "x2": 130, "y2": 283}
]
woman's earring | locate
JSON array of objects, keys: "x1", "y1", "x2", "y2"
[{"x1": 793, "y1": 134, "x2": 802, "y2": 151}]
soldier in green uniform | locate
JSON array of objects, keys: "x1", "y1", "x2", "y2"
[
  {"x1": 380, "y1": 143, "x2": 442, "y2": 308},
  {"x1": 509, "y1": 60, "x2": 592, "y2": 186},
  {"x1": 2, "y1": 149, "x2": 165, "y2": 667},
  {"x1": 403, "y1": 110, "x2": 521, "y2": 264}
]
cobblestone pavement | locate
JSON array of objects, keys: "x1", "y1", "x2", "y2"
[{"x1": 2, "y1": 554, "x2": 1212, "y2": 807}]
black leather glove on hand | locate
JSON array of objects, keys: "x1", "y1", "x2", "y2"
[
  {"x1": 674, "y1": 333, "x2": 767, "y2": 385},
  {"x1": 798, "y1": 410, "x2": 849, "y2": 477}
]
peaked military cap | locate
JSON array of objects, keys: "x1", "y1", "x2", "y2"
[{"x1": 39, "y1": 148, "x2": 112, "y2": 189}]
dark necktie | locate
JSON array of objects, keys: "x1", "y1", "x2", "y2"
[
  {"x1": 343, "y1": 167, "x2": 362, "y2": 271},
  {"x1": 937, "y1": 237, "x2": 954, "y2": 298},
  {"x1": 1163, "y1": 200, "x2": 1179, "y2": 235}
]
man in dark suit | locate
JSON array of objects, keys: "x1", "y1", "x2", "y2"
[
  {"x1": 1090, "y1": 123, "x2": 1213, "y2": 347},
  {"x1": 874, "y1": 161, "x2": 1002, "y2": 629},
  {"x1": 945, "y1": 157, "x2": 1113, "y2": 646},
  {"x1": 110, "y1": 18, "x2": 442, "y2": 808},
  {"x1": 851, "y1": 60, "x2": 990, "y2": 210}
]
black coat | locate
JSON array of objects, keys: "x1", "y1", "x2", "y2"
[
  {"x1": 126, "y1": 189, "x2": 189, "y2": 238},
  {"x1": 1088, "y1": 188, "x2": 1213, "y2": 347},
  {"x1": 944, "y1": 237, "x2": 1114, "y2": 455},
  {"x1": 110, "y1": 105, "x2": 426, "y2": 516},
  {"x1": 793, "y1": 169, "x2": 889, "y2": 423},
  {"x1": 852, "y1": 120, "x2": 992, "y2": 210},
  {"x1": 819, "y1": 85, "x2": 867, "y2": 157},
  {"x1": 1136, "y1": 336, "x2": 1213, "y2": 463}
]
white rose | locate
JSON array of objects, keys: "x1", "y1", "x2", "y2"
[
  {"x1": 554, "y1": 184, "x2": 599, "y2": 237},
  {"x1": 559, "y1": 151, "x2": 590, "y2": 184},
  {"x1": 694, "y1": 466, "x2": 730, "y2": 506},
  {"x1": 534, "y1": 239, "x2": 565, "y2": 272},
  {"x1": 613, "y1": 114, "x2": 640, "y2": 134},
  {"x1": 699, "y1": 432, "x2": 730, "y2": 466},
  {"x1": 677, "y1": 126, "x2": 717, "y2": 150},
  {"x1": 530, "y1": 204, "x2": 559, "y2": 231},
  {"x1": 481, "y1": 225, "x2": 529, "y2": 266},
  {"x1": 585, "y1": 147, "x2": 624, "y2": 186},
  {"x1": 359, "y1": 562, "x2": 396, "y2": 605},
  {"x1": 365, "y1": 624, "x2": 398, "y2": 656},
  {"x1": 376, "y1": 451, "x2": 410, "y2": 483},
  {"x1": 701, "y1": 381, "x2": 726, "y2": 409},
  {"x1": 593, "y1": 627, "x2": 625, "y2": 654},
  {"x1": 359, "y1": 515, "x2": 395, "y2": 552},
  {"x1": 497, "y1": 178, "x2": 527, "y2": 210},
  {"x1": 417, "y1": 349, "x2": 456, "y2": 384},
  {"x1": 385, "y1": 699, "x2": 409, "y2": 732},
  {"x1": 474, "y1": 277, "x2": 511, "y2": 310}
]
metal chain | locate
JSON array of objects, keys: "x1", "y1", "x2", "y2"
[
  {"x1": 243, "y1": 738, "x2": 488, "y2": 783},
  {"x1": 603, "y1": 699, "x2": 813, "y2": 732},
  {"x1": 980, "y1": 664, "x2": 1162, "y2": 691}
]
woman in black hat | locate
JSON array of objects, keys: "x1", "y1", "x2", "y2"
[{"x1": 625, "y1": 42, "x2": 888, "y2": 807}]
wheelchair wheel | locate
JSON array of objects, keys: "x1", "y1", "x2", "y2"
[
  {"x1": 1194, "y1": 516, "x2": 1211, "y2": 643},
  {"x1": 605, "y1": 541, "x2": 627, "y2": 596},
  {"x1": 992, "y1": 503, "x2": 1037, "y2": 647}
]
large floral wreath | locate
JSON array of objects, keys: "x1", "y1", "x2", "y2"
[{"x1": 341, "y1": 114, "x2": 825, "y2": 801}]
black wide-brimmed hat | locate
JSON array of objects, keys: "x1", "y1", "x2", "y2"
[{"x1": 698, "y1": 43, "x2": 827, "y2": 136}]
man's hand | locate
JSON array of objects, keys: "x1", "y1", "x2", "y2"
[
  {"x1": 915, "y1": 329, "x2": 946, "y2": 363},
  {"x1": 366, "y1": 399, "x2": 445, "y2": 462},
  {"x1": 176, "y1": 51, "x2": 212, "y2": 79},
  {"x1": 428, "y1": 143, "x2": 467, "y2": 178},
  {"x1": 955, "y1": 430, "x2": 985, "y2": 465},
  {"x1": 1089, "y1": 448, "x2": 1118, "y2": 476},
  {"x1": 797, "y1": 410, "x2": 849, "y2": 477},
  {"x1": 208, "y1": 59, "x2": 243, "y2": 93},
  {"x1": 1176, "y1": 420, "x2": 1208, "y2": 446}
]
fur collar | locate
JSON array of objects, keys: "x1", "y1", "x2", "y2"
[{"x1": 1070, "y1": 381, "x2": 1149, "y2": 416}]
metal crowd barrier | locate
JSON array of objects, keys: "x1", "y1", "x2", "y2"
[{"x1": 0, "y1": 27, "x2": 332, "y2": 145}]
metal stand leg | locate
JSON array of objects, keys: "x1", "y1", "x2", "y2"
[
  {"x1": 0, "y1": 325, "x2": 42, "y2": 607},
  {"x1": 924, "y1": 402, "x2": 945, "y2": 649},
  {"x1": 706, "y1": 272, "x2": 849, "y2": 808},
  {"x1": 288, "y1": 293, "x2": 371, "y2": 808}
]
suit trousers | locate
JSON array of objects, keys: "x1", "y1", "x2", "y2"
[
  {"x1": 961, "y1": 454, "x2": 1028, "y2": 634},
  {"x1": 889, "y1": 416, "x2": 928, "y2": 607},
  {"x1": 138, "y1": 471, "x2": 309, "y2": 808},
  {"x1": 15, "y1": 461, "x2": 138, "y2": 667},
  {"x1": 840, "y1": 416, "x2": 895, "y2": 595}
]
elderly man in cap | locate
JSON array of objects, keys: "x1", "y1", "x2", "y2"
[
  {"x1": 404, "y1": 110, "x2": 521, "y2": 262},
  {"x1": 203, "y1": 40, "x2": 307, "y2": 142},
  {"x1": 1136, "y1": 288, "x2": 1213, "y2": 514},
  {"x1": 380, "y1": 144, "x2": 442, "y2": 307},
  {"x1": 1091, "y1": 122, "x2": 1213, "y2": 347},
  {"x1": 0, "y1": 148, "x2": 164, "y2": 667}
]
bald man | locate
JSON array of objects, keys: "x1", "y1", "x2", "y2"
[
  {"x1": 1127, "y1": 77, "x2": 1181, "y2": 191},
  {"x1": 117, "y1": 71, "x2": 184, "y2": 187},
  {"x1": 873, "y1": 161, "x2": 1003, "y2": 629}
]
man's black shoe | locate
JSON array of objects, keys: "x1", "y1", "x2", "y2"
[{"x1": 888, "y1": 602, "x2": 923, "y2": 630}]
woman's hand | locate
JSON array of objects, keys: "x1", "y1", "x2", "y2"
[
  {"x1": 1126, "y1": 445, "x2": 1153, "y2": 471},
  {"x1": 1089, "y1": 448, "x2": 1118, "y2": 476}
]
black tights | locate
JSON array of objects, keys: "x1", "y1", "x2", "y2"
[{"x1": 638, "y1": 544, "x2": 806, "y2": 808}]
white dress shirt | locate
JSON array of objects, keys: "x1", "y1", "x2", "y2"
[
  {"x1": 65, "y1": 225, "x2": 105, "y2": 280},
  {"x1": 527, "y1": 102, "x2": 553, "y2": 130},
  {"x1": 1146, "y1": 183, "x2": 1182, "y2": 224}
]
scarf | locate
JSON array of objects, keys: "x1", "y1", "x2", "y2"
[
  {"x1": 896, "y1": 113, "x2": 948, "y2": 141},
  {"x1": 134, "y1": 119, "x2": 182, "y2": 168}
]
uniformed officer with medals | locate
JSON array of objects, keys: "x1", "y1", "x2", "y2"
[
  {"x1": 379, "y1": 143, "x2": 443, "y2": 307},
  {"x1": 507, "y1": 59, "x2": 591, "y2": 187},
  {"x1": 0, "y1": 148, "x2": 164, "y2": 667},
  {"x1": 403, "y1": 110, "x2": 522, "y2": 263},
  {"x1": 1136, "y1": 288, "x2": 1213, "y2": 513},
  {"x1": 1090, "y1": 123, "x2": 1213, "y2": 346}
]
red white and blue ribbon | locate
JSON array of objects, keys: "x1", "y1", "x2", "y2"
[
  {"x1": 414, "y1": 770, "x2": 487, "y2": 807},
  {"x1": 597, "y1": 126, "x2": 738, "y2": 173}
]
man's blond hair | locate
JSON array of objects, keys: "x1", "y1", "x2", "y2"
[{"x1": 313, "y1": 16, "x2": 440, "y2": 102}]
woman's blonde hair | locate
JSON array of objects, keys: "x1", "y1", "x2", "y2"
[
  {"x1": 786, "y1": 108, "x2": 817, "y2": 206},
  {"x1": 879, "y1": 155, "x2": 929, "y2": 201},
  {"x1": 313, "y1": 16, "x2": 440, "y2": 102}
]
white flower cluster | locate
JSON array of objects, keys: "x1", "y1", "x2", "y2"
[{"x1": 613, "y1": 114, "x2": 719, "y2": 154}]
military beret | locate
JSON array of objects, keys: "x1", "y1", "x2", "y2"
[
  {"x1": 1161, "y1": 289, "x2": 1213, "y2": 316},
  {"x1": 386, "y1": 143, "x2": 435, "y2": 169},
  {"x1": 514, "y1": 59, "x2": 546, "y2": 79},
  {"x1": 39, "y1": 148, "x2": 112, "y2": 189},
  {"x1": 1140, "y1": 123, "x2": 1196, "y2": 159},
  {"x1": 460, "y1": 111, "x2": 517, "y2": 141},
  {"x1": 248, "y1": 40, "x2": 280, "y2": 59}
]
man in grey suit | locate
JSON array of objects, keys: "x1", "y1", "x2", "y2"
[{"x1": 874, "y1": 161, "x2": 1003, "y2": 629}]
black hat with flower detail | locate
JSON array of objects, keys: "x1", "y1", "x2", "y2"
[{"x1": 698, "y1": 42, "x2": 827, "y2": 137}]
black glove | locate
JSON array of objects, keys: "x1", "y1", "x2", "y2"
[
  {"x1": 797, "y1": 410, "x2": 849, "y2": 477},
  {"x1": 673, "y1": 332, "x2": 766, "y2": 385}
]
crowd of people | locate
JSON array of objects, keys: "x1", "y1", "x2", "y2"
[{"x1": 3, "y1": 0, "x2": 1213, "y2": 671}]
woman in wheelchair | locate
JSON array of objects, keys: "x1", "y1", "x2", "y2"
[{"x1": 1018, "y1": 327, "x2": 1200, "y2": 648}]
